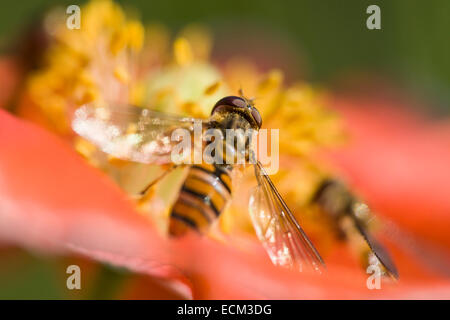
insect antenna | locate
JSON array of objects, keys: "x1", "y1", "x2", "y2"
[{"x1": 238, "y1": 88, "x2": 258, "y2": 107}]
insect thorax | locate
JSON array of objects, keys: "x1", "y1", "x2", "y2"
[
  {"x1": 314, "y1": 179, "x2": 373, "y2": 228},
  {"x1": 208, "y1": 111, "x2": 258, "y2": 165}
]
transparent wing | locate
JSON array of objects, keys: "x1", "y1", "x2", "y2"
[
  {"x1": 249, "y1": 161, "x2": 325, "y2": 273},
  {"x1": 72, "y1": 104, "x2": 207, "y2": 164}
]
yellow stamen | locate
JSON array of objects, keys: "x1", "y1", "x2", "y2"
[
  {"x1": 110, "y1": 28, "x2": 128, "y2": 56},
  {"x1": 74, "y1": 138, "x2": 97, "y2": 159},
  {"x1": 126, "y1": 20, "x2": 144, "y2": 52},
  {"x1": 180, "y1": 102, "x2": 204, "y2": 118},
  {"x1": 173, "y1": 37, "x2": 193, "y2": 66},
  {"x1": 179, "y1": 24, "x2": 212, "y2": 61},
  {"x1": 130, "y1": 83, "x2": 145, "y2": 106},
  {"x1": 107, "y1": 155, "x2": 130, "y2": 167},
  {"x1": 258, "y1": 69, "x2": 283, "y2": 94},
  {"x1": 113, "y1": 65, "x2": 130, "y2": 84},
  {"x1": 204, "y1": 81, "x2": 221, "y2": 96}
]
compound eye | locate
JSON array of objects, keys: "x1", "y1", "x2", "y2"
[
  {"x1": 251, "y1": 107, "x2": 262, "y2": 128},
  {"x1": 211, "y1": 96, "x2": 247, "y2": 114}
]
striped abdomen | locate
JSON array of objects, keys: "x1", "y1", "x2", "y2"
[{"x1": 169, "y1": 164, "x2": 232, "y2": 236}]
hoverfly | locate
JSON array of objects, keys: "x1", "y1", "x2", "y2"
[
  {"x1": 72, "y1": 95, "x2": 325, "y2": 273},
  {"x1": 312, "y1": 179, "x2": 399, "y2": 279}
]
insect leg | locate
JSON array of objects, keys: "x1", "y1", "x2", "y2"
[{"x1": 136, "y1": 164, "x2": 179, "y2": 198}]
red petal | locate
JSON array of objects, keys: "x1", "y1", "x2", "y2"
[
  {"x1": 0, "y1": 109, "x2": 192, "y2": 294},
  {"x1": 1, "y1": 109, "x2": 450, "y2": 299}
]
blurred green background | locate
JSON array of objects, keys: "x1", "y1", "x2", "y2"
[
  {"x1": 0, "y1": 0, "x2": 449, "y2": 112},
  {"x1": 0, "y1": 0, "x2": 448, "y2": 298}
]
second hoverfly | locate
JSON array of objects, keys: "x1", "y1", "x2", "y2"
[
  {"x1": 72, "y1": 95, "x2": 325, "y2": 273},
  {"x1": 312, "y1": 179, "x2": 399, "y2": 279}
]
